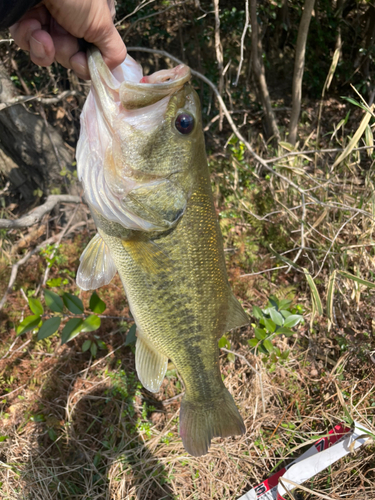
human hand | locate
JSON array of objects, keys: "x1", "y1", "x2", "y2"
[{"x1": 9, "y1": 0, "x2": 126, "y2": 80}]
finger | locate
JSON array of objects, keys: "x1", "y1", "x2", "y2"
[
  {"x1": 9, "y1": 4, "x2": 51, "y2": 50},
  {"x1": 82, "y1": 5, "x2": 126, "y2": 70},
  {"x1": 51, "y1": 33, "x2": 82, "y2": 71},
  {"x1": 10, "y1": 18, "x2": 42, "y2": 51},
  {"x1": 70, "y1": 52, "x2": 90, "y2": 80},
  {"x1": 29, "y1": 29, "x2": 55, "y2": 66},
  {"x1": 96, "y1": 25, "x2": 127, "y2": 71}
]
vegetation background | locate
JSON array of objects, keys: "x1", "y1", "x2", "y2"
[{"x1": 0, "y1": 0, "x2": 375, "y2": 498}]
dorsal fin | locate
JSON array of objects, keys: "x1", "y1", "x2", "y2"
[
  {"x1": 225, "y1": 293, "x2": 248, "y2": 333},
  {"x1": 76, "y1": 233, "x2": 117, "y2": 291}
]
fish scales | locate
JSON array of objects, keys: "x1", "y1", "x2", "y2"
[
  {"x1": 77, "y1": 47, "x2": 248, "y2": 456},
  {"x1": 101, "y1": 172, "x2": 228, "y2": 393}
]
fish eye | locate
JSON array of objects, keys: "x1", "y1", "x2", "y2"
[{"x1": 175, "y1": 113, "x2": 194, "y2": 135}]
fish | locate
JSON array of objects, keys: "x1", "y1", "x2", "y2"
[{"x1": 76, "y1": 47, "x2": 248, "y2": 456}]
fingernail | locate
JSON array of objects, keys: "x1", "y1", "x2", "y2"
[
  {"x1": 71, "y1": 60, "x2": 89, "y2": 80},
  {"x1": 30, "y1": 36, "x2": 46, "y2": 59}
]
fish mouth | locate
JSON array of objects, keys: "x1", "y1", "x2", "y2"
[
  {"x1": 119, "y1": 64, "x2": 191, "y2": 110},
  {"x1": 87, "y1": 46, "x2": 191, "y2": 111}
]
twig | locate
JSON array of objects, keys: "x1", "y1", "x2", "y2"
[
  {"x1": 115, "y1": 0, "x2": 156, "y2": 25},
  {"x1": 234, "y1": 0, "x2": 250, "y2": 86},
  {"x1": 0, "y1": 195, "x2": 82, "y2": 229},
  {"x1": 161, "y1": 393, "x2": 185, "y2": 406},
  {"x1": 0, "y1": 90, "x2": 81, "y2": 112},
  {"x1": 213, "y1": 0, "x2": 224, "y2": 130},
  {"x1": 279, "y1": 478, "x2": 337, "y2": 500},
  {"x1": 240, "y1": 265, "x2": 288, "y2": 277}
]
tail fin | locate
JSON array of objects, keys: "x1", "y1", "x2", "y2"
[{"x1": 179, "y1": 387, "x2": 245, "y2": 457}]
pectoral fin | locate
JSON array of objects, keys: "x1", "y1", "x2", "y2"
[
  {"x1": 135, "y1": 332, "x2": 168, "y2": 393},
  {"x1": 76, "y1": 233, "x2": 117, "y2": 291},
  {"x1": 225, "y1": 293, "x2": 248, "y2": 332}
]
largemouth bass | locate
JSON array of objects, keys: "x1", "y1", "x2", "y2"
[{"x1": 76, "y1": 47, "x2": 248, "y2": 456}]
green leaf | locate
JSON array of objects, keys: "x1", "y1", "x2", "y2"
[
  {"x1": 283, "y1": 315, "x2": 303, "y2": 328},
  {"x1": 89, "y1": 292, "x2": 106, "y2": 314},
  {"x1": 0, "y1": 435, "x2": 8, "y2": 442},
  {"x1": 37, "y1": 317, "x2": 61, "y2": 340},
  {"x1": 280, "y1": 309, "x2": 292, "y2": 319},
  {"x1": 269, "y1": 308, "x2": 284, "y2": 326},
  {"x1": 263, "y1": 339, "x2": 274, "y2": 352},
  {"x1": 227, "y1": 352, "x2": 235, "y2": 363},
  {"x1": 90, "y1": 342, "x2": 98, "y2": 357},
  {"x1": 332, "y1": 103, "x2": 374, "y2": 168},
  {"x1": 258, "y1": 343, "x2": 269, "y2": 355},
  {"x1": 46, "y1": 277, "x2": 62, "y2": 288},
  {"x1": 62, "y1": 293, "x2": 84, "y2": 314},
  {"x1": 17, "y1": 315, "x2": 41, "y2": 336},
  {"x1": 44, "y1": 289, "x2": 63, "y2": 313},
  {"x1": 61, "y1": 318, "x2": 84, "y2": 344},
  {"x1": 278, "y1": 299, "x2": 292, "y2": 310},
  {"x1": 274, "y1": 327, "x2": 295, "y2": 337},
  {"x1": 82, "y1": 340, "x2": 92, "y2": 352},
  {"x1": 341, "y1": 96, "x2": 360, "y2": 108},
  {"x1": 48, "y1": 428, "x2": 57, "y2": 441},
  {"x1": 254, "y1": 327, "x2": 267, "y2": 340},
  {"x1": 82, "y1": 315, "x2": 101, "y2": 332},
  {"x1": 125, "y1": 324, "x2": 137, "y2": 346},
  {"x1": 28, "y1": 297, "x2": 43, "y2": 316},
  {"x1": 304, "y1": 269, "x2": 323, "y2": 316},
  {"x1": 268, "y1": 297, "x2": 279, "y2": 310},
  {"x1": 280, "y1": 349, "x2": 290, "y2": 360},
  {"x1": 248, "y1": 338, "x2": 259, "y2": 348},
  {"x1": 264, "y1": 318, "x2": 276, "y2": 333},
  {"x1": 252, "y1": 305, "x2": 263, "y2": 320},
  {"x1": 338, "y1": 270, "x2": 375, "y2": 289},
  {"x1": 218, "y1": 335, "x2": 229, "y2": 348},
  {"x1": 327, "y1": 270, "x2": 337, "y2": 324}
]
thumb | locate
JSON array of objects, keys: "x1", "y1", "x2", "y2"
[{"x1": 92, "y1": 22, "x2": 126, "y2": 70}]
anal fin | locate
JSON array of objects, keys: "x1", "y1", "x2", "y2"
[
  {"x1": 76, "y1": 233, "x2": 117, "y2": 291},
  {"x1": 225, "y1": 293, "x2": 248, "y2": 332},
  {"x1": 135, "y1": 331, "x2": 168, "y2": 393}
]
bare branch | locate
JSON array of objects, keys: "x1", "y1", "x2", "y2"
[
  {"x1": 0, "y1": 195, "x2": 82, "y2": 229},
  {"x1": 249, "y1": 0, "x2": 280, "y2": 140},
  {"x1": 0, "y1": 90, "x2": 82, "y2": 112},
  {"x1": 240, "y1": 265, "x2": 289, "y2": 277},
  {"x1": 213, "y1": 0, "x2": 224, "y2": 130},
  {"x1": 234, "y1": 0, "x2": 250, "y2": 86},
  {"x1": 288, "y1": 0, "x2": 316, "y2": 145}
]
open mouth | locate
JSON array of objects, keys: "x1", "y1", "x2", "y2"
[{"x1": 119, "y1": 63, "x2": 191, "y2": 110}]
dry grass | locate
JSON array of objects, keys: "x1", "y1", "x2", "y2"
[{"x1": 0, "y1": 326, "x2": 374, "y2": 499}]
